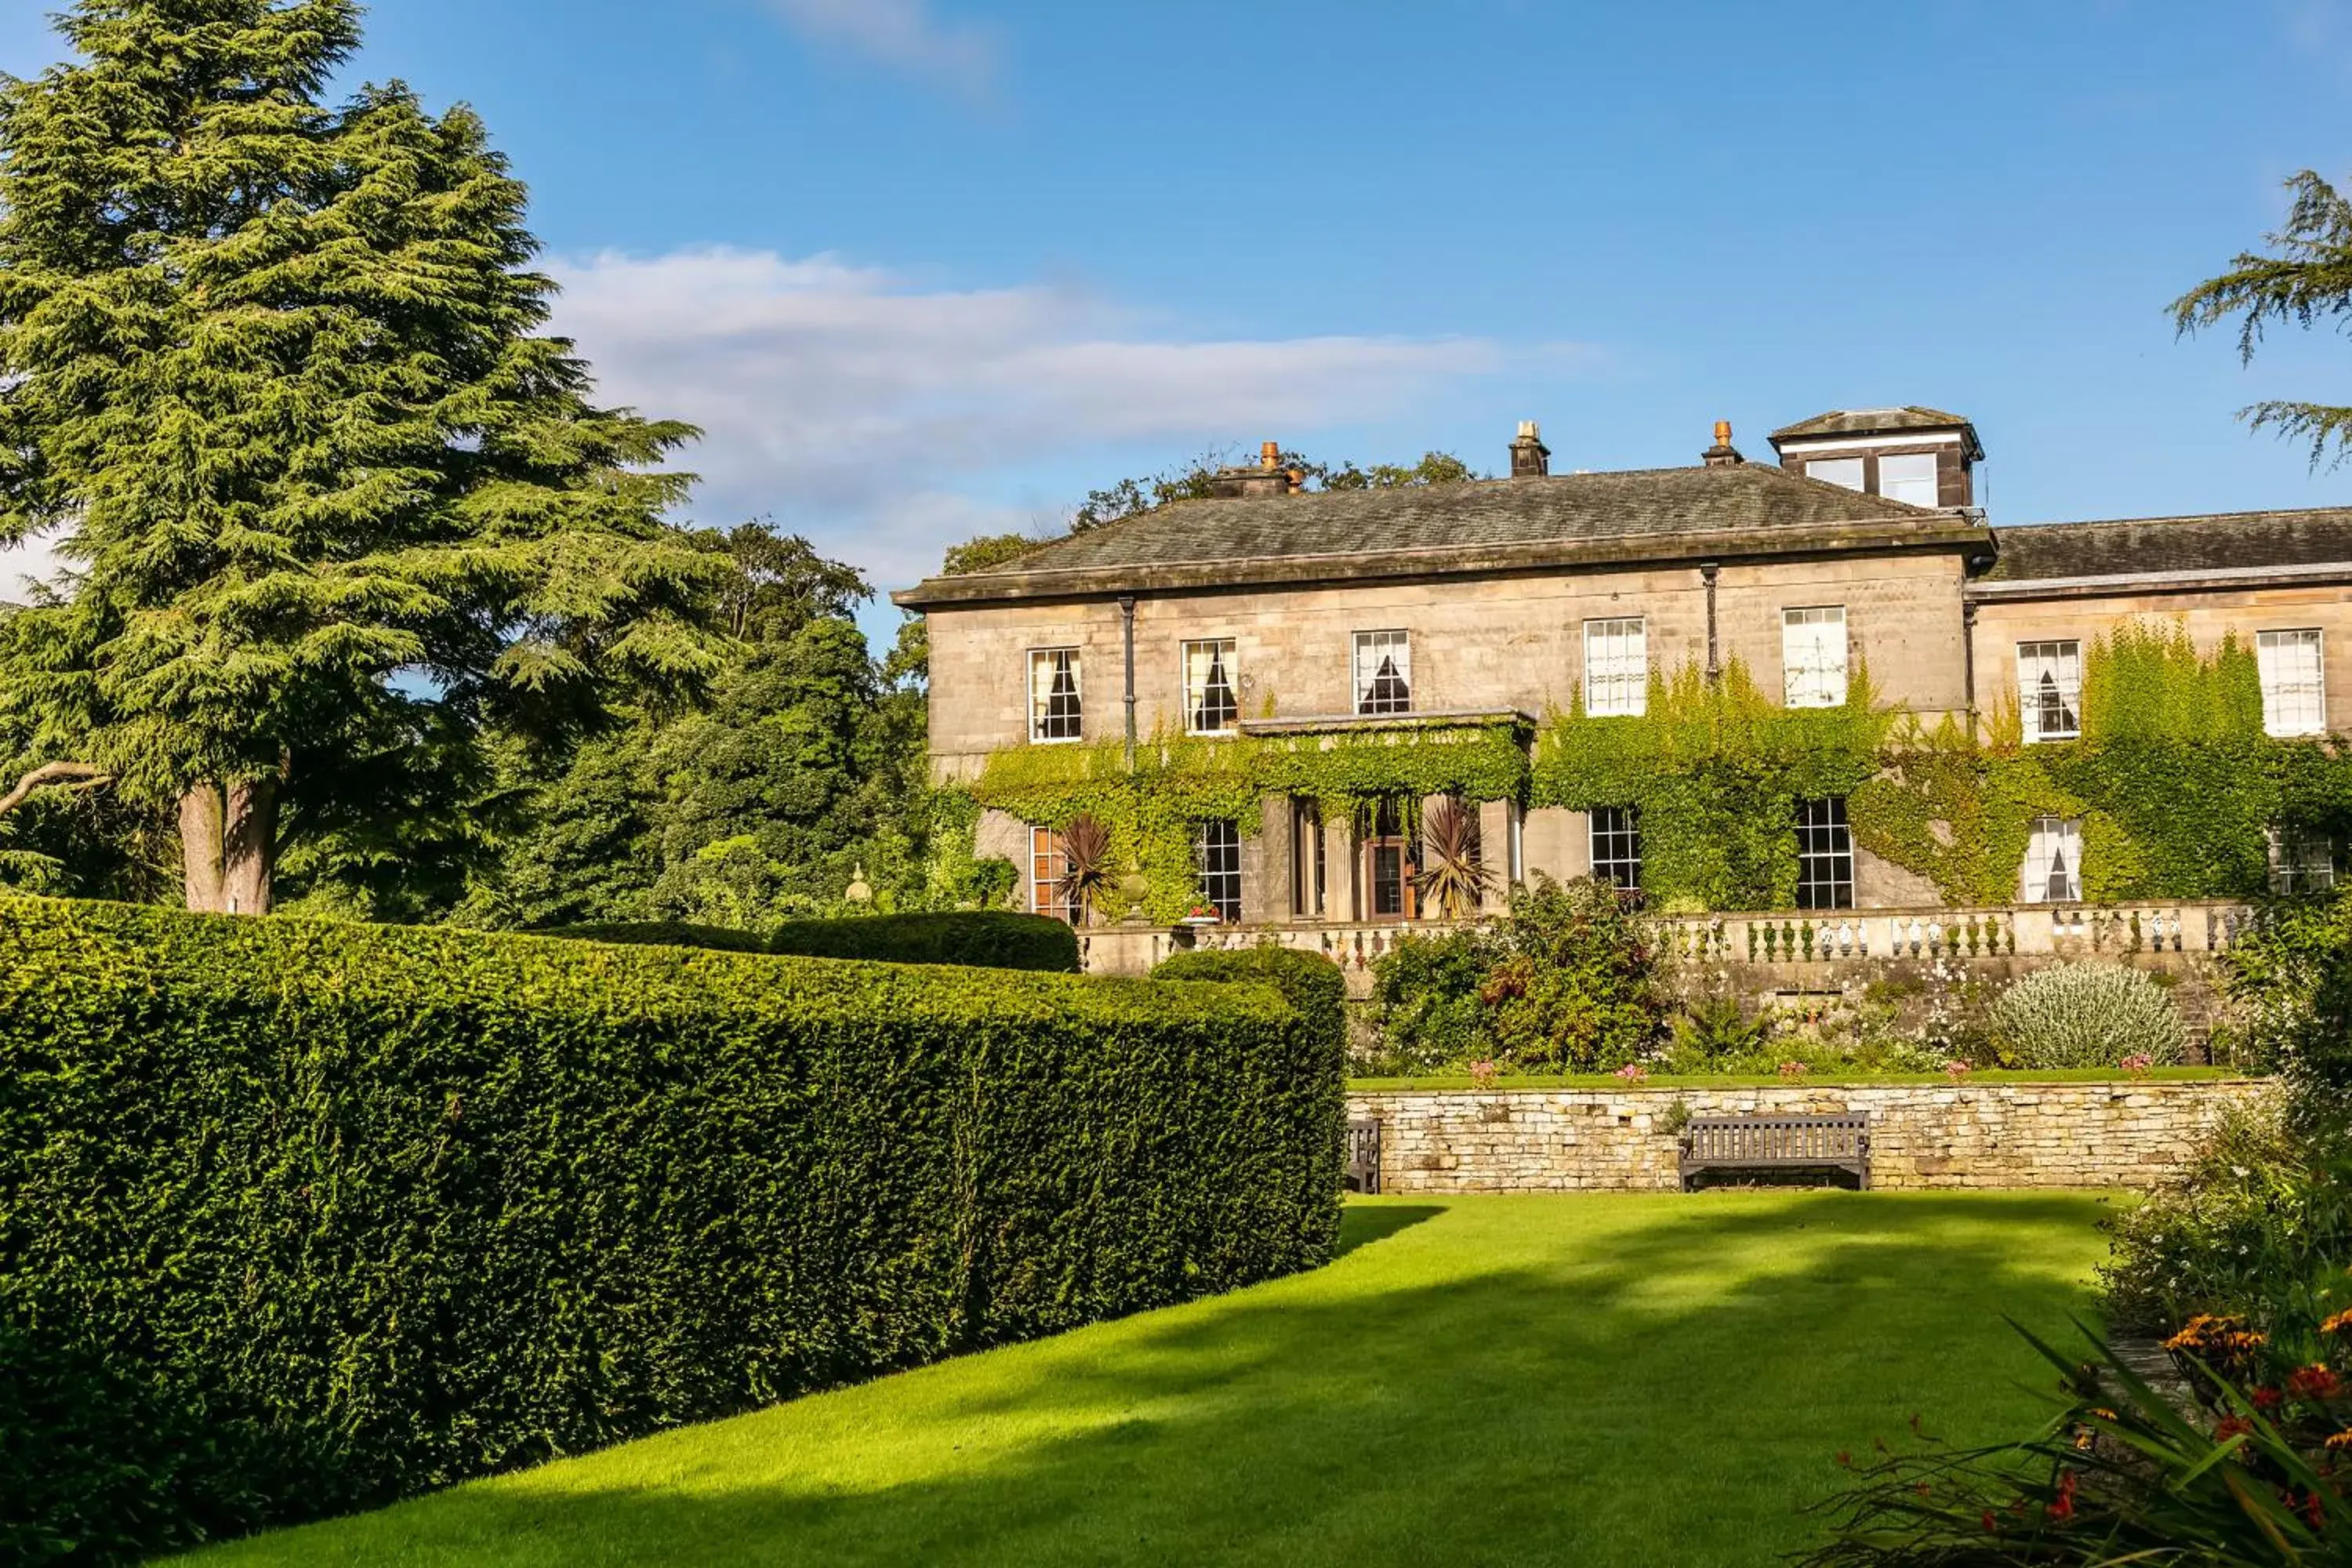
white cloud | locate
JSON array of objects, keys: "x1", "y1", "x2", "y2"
[
  {"x1": 545, "y1": 246, "x2": 1530, "y2": 586},
  {"x1": 760, "y1": 0, "x2": 999, "y2": 96}
]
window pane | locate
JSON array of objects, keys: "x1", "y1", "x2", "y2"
[
  {"x1": 2020, "y1": 816, "x2": 2082, "y2": 904},
  {"x1": 2016, "y1": 640, "x2": 2082, "y2": 742},
  {"x1": 1589, "y1": 805, "x2": 1642, "y2": 890},
  {"x1": 1194, "y1": 819, "x2": 1242, "y2": 922},
  {"x1": 1029, "y1": 648, "x2": 1082, "y2": 741},
  {"x1": 1807, "y1": 457, "x2": 1864, "y2": 491},
  {"x1": 1795, "y1": 797, "x2": 1854, "y2": 909},
  {"x1": 1031, "y1": 826, "x2": 1072, "y2": 923},
  {"x1": 1878, "y1": 452, "x2": 1940, "y2": 507},
  {"x1": 1583, "y1": 617, "x2": 1647, "y2": 717},
  {"x1": 1184, "y1": 638, "x2": 1240, "y2": 734},
  {"x1": 1782, "y1": 607, "x2": 1848, "y2": 709},
  {"x1": 2267, "y1": 824, "x2": 2337, "y2": 895},
  {"x1": 2258, "y1": 629, "x2": 2325, "y2": 737},
  {"x1": 1354, "y1": 630, "x2": 1413, "y2": 715}
]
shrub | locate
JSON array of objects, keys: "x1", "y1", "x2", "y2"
[
  {"x1": 1367, "y1": 877, "x2": 1668, "y2": 1073},
  {"x1": 0, "y1": 895, "x2": 1334, "y2": 1561},
  {"x1": 554, "y1": 910, "x2": 1080, "y2": 972},
  {"x1": 1987, "y1": 962, "x2": 2186, "y2": 1069}
]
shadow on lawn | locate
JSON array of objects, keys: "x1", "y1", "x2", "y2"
[
  {"x1": 202, "y1": 1192, "x2": 2111, "y2": 1568},
  {"x1": 1332, "y1": 1202, "x2": 1446, "y2": 1257}
]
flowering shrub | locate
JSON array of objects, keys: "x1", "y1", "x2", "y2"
[
  {"x1": 1943, "y1": 1059, "x2": 1973, "y2": 1081},
  {"x1": 1467, "y1": 1058, "x2": 1499, "y2": 1090},
  {"x1": 2119, "y1": 1051, "x2": 2154, "y2": 1076},
  {"x1": 1779, "y1": 1060, "x2": 1809, "y2": 1078},
  {"x1": 1613, "y1": 1063, "x2": 1649, "y2": 1083},
  {"x1": 1987, "y1": 962, "x2": 2186, "y2": 1069}
]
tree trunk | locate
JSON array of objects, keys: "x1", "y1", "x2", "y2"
[
  {"x1": 179, "y1": 785, "x2": 226, "y2": 913},
  {"x1": 222, "y1": 776, "x2": 276, "y2": 916}
]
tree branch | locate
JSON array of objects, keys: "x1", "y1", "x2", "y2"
[{"x1": 0, "y1": 761, "x2": 113, "y2": 816}]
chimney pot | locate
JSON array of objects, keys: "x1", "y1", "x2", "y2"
[
  {"x1": 1508, "y1": 418, "x2": 1551, "y2": 479},
  {"x1": 1702, "y1": 419, "x2": 1744, "y2": 468},
  {"x1": 1259, "y1": 440, "x2": 1281, "y2": 471}
]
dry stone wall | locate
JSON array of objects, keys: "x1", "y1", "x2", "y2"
[{"x1": 1349, "y1": 1078, "x2": 2273, "y2": 1192}]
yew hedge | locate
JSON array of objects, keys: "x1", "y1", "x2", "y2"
[
  {"x1": 552, "y1": 909, "x2": 1080, "y2": 971},
  {"x1": 0, "y1": 898, "x2": 1339, "y2": 1563}
]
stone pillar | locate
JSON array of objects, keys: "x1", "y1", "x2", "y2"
[
  {"x1": 1251, "y1": 793, "x2": 1293, "y2": 925},
  {"x1": 1521, "y1": 806, "x2": 1585, "y2": 884},
  {"x1": 1477, "y1": 798, "x2": 1513, "y2": 913},
  {"x1": 1328, "y1": 811, "x2": 1360, "y2": 921}
]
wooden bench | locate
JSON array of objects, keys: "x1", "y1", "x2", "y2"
[
  {"x1": 1678, "y1": 1114, "x2": 1870, "y2": 1191},
  {"x1": 1345, "y1": 1117, "x2": 1381, "y2": 1195}
]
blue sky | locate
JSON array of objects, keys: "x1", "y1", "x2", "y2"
[{"x1": 8, "y1": 0, "x2": 2352, "y2": 637}]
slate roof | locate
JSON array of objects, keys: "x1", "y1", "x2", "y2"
[
  {"x1": 1977, "y1": 508, "x2": 2352, "y2": 586},
  {"x1": 1770, "y1": 406, "x2": 1976, "y2": 441},
  {"x1": 894, "y1": 463, "x2": 1968, "y2": 606}
]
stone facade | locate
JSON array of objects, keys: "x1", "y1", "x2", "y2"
[{"x1": 1348, "y1": 1078, "x2": 2272, "y2": 1193}]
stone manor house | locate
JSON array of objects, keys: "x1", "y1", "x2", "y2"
[{"x1": 894, "y1": 408, "x2": 2352, "y2": 968}]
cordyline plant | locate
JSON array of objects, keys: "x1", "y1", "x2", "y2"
[
  {"x1": 1800, "y1": 1317, "x2": 2350, "y2": 1566},
  {"x1": 1054, "y1": 812, "x2": 1115, "y2": 924},
  {"x1": 1414, "y1": 795, "x2": 1493, "y2": 920}
]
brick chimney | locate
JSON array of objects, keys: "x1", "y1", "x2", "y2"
[
  {"x1": 1701, "y1": 419, "x2": 1744, "y2": 467},
  {"x1": 1206, "y1": 439, "x2": 1294, "y2": 499},
  {"x1": 1508, "y1": 420, "x2": 1550, "y2": 479}
]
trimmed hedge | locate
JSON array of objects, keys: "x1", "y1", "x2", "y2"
[
  {"x1": 552, "y1": 910, "x2": 1080, "y2": 972},
  {"x1": 0, "y1": 897, "x2": 1339, "y2": 1562},
  {"x1": 1154, "y1": 945, "x2": 1348, "y2": 1062}
]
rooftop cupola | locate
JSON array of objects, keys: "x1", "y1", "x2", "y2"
[
  {"x1": 1767, "y1": 406, "x2": 1983, "y2": 509},
  {"x1": 1508, "y1": 419, "x2": 1550, "y2": 478}
]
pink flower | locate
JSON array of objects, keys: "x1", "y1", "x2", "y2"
[
  {"x1": 1778, "y1": 1061, "x2": 1809, "y2": 1078},
  {"x1": 1944, "y1": 1059, "x2": 1973, "y2": 1080},
  {"x1": 2119, "y1": 1053, "x2": 2154, "y2": 1076},
  {"x1": 1468, "y1": 1058, "x2": 1499, "y2": 1089},
  {"x1": 1614, "y1": 1064, "x2": 1650, "y2": 1083}
]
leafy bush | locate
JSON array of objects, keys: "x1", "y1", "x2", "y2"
[
  {"x1": 1987, "y1": 962, "x2": 2186, "y2": 1069},
  {"x1": 2100, "y1": 1098, "x2": 2352, "y2": 1340},
  {"x1": 1368, "y1": 877, "x2": 1668, "y2": 1073},
  {"x1": 0, "y1": 895, "x2": 1334, "y2": 1561},
  {"x1": 554, "y1": 910, "x2": 1080, "y2": 971}
]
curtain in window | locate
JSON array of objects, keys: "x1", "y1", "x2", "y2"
[
  {"x1": 2258, "y1": 630, "x2": 2325, "y2": 737},
  {"x1": 1030, "y1": 648, "x2": 1082, "y2": 740},
  {"x1": 1584, "y1": 618, "x2": 1647, "y2": 717},
  {"x1": 2016, "y1": 641, "x2": 2082, "y2": 742},
  {"x1": 1781, "y1": 608, "x2": 1848, "y2": 708},
  {"x1": 1355, "y1": 630, "x2": 1412, "y2": 715},
  {"x1": 2022, "y1": 816, "x2": 2082, "y2": 903},
  {"x1": 1185, "y1": 639, "x2": 1239, "y2": 734}
]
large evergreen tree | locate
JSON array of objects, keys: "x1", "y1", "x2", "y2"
[{"x1": 0, "y1": 0, "x2": 724, "y2": 912}]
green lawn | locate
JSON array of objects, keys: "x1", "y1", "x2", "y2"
[{"x1": 182, "y1": 1192, "x2": 2115, "y2": 1568}]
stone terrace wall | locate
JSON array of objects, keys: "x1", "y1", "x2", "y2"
[{"x1": 1349, "y1": 1079, "x2": 2274, "y2": 1193}]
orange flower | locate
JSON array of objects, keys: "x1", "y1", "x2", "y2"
[
  {"x1": 2325, "y1": 1429, "x2": 2352, "y2": 1452},
  {"x1": 2322, "y1": 1308, "x2": 2352, "y2": 1338},
  {"x1": 2255, "y1": 1386, "x2": 2285, "y2": 1411},
  {"x1": 2216, "y1": 1414, "x2": 2256, "y2": 1442}
]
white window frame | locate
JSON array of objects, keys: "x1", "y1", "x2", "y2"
[
  {"x1": 2016, "y1": 640, "x2": 2082, "y2": 743},
  {"x1": 1588, "y1": 805, "x2": 1641, "y2": 890},
  {"x1": 1781, "y1": 606, "x2": 1849, "y2": 709},
  {"x1": 1353, "y1": 629, "x2": 1413, "y2": 716},
  {"x1": 1877, "y1": 451, "x2": 1940, "y2": 508},
  {"x1": 2021, "y1": 816, "x2": 2083, "y2": 905},
  {"x1": 1794, "y1": 797, "x2": 1854, "y2": 910},
  {"x1": 1028, "y1": 647, "x2": 1083, "y2": 743},
  {"x1": 2258, "y1": 629, "x2": 2326, "y2": 738},
  {"x1": 1582, "y1": 616, "x2": 1648, "y2": 718},
  {"x1": 1181, "y1": 637, "x2": 1240, "y2": 736},
  {"x1": 1806, "y1": 456, "x2": 1864, "y2": 492},
  {"x1": 1193, "y1": 818, "x2": 1243, "y2": 922},
  {"x1": 2267, "y1": 825, "x2": 2339, "y2": 895}
]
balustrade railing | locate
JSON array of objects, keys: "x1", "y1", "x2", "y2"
[{"x1": 1081, "y1": 899, "x2": 2267, "y2": 976}]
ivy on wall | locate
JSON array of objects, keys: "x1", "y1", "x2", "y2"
[
  {"x1": 960, "y1": 622, "x2": 2352, "y2": 920},
  {"x1": 967, "y1": 720, "x2": 1530, "y2": 921},
  {"x1": 1531, "y1": 661, "x2": 1889, "y2": 912}
]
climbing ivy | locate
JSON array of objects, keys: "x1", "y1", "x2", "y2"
[
  {"x1": 962, "y1": 622, "x2": 2352, "y2": 920},
  {"x1": 967, "y1": 719, "x2": 1529, "y2": 921},
  {"x1": 1531, "y1": 661, "x2": 1891, "y2": 912}
]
